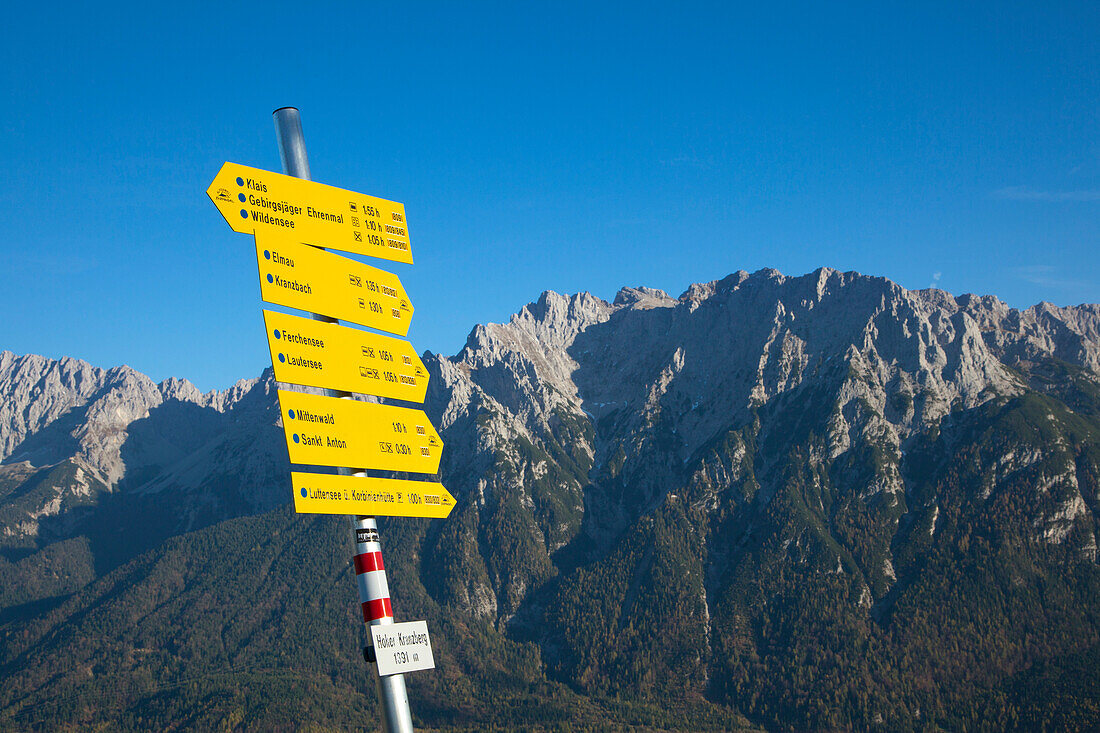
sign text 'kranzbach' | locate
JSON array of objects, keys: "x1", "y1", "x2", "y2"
[{"x1": 255, "y1": 234, "x2": 413, "y2": 336}]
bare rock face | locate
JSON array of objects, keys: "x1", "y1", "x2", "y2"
[
  {"x1": 0, "y1": 351, "x2": 285, "y2": 549},
  {"x1": 420, "y1": 267, "x2": 1100, "y2": 649},
  {"x1": 428, "y1": 266, "x2": 1096, "y2": 510},
  {"x1": 0, "y1": 352, "x2": 117, "y2": 462}
]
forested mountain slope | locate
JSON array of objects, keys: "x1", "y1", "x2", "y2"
[{"x1": 2, "y1": 268, "x2": 1098, "y2": 730}]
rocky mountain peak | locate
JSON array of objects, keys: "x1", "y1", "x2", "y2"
[
  {"x1": 612, "y1": 286, "x2": 675, "y2": 308},
  {"x1": 0, "y1": 351, "x2": 278, "y2": 529}
]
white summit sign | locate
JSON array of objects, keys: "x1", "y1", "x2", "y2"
[{"x1": 369, "y1": 620, "x2": 436, "y2": 677}]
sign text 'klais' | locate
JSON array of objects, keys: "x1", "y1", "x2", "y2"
[{"x1": 208, "y1": 161, "x2": 412, "y2": 263}]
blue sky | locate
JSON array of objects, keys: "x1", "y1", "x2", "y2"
[{"x1": 1, "y1": 2, "x2": 1097, "y2": 392}]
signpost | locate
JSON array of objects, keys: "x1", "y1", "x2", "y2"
[
  {"x1": 264, "y1": 310, "x2": 429, "y2": 402},
  {"x1": 207, "y1": 161, "x2": 413, "y2": 263},
  {"x1": 208, "y1": 107, "x2": 447, "y2": 733}
]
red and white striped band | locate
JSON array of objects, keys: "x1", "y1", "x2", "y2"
[{"x1": 354, "y1": 544, "x2": 393, "y2": 623}]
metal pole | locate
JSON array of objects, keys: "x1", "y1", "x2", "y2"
[{"x1": 272, "y1": 107, "x2": 415, "y2": 733}]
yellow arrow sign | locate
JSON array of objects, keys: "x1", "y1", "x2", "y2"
[
  {"x1": 208, "y1": 161, "x2": 412, "y2": 263},
  {"x1": 291, "y1": 472, "x2": 455, "y2": 518},
  {"x1": 277, "y1": 390, "x2": 443, "y2": 473},
  {"x1": 255, "y1": 233, "x2": 412, "y2": 336},
  {"x1": 263, "y1": 311, "x2": 429, "y2": 403}
]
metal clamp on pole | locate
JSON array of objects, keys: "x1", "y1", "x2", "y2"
[{"x1": 272, "y1": 106, "x2": 416, "y2": 733}]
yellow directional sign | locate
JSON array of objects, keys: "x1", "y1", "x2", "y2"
[
  {"x1": 291, "y1": 472, "x2": 455, "y2": 518},
  {"x1": 263, "y1": 311, "x2": 429, "y2": 403},
  {"x1": 277, "y1": 390, "x2": 443, "y2": 474},
  {"x1": 255, "y1": 233, "x2": 412, "y2": 336},
  {"x1": 207, "y1": 161, "x2": 412, "y2": 263}
]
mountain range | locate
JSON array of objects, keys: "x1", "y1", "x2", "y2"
[{"x1": 2, "y1": 267, "x2": 1099, "y2": 731}]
